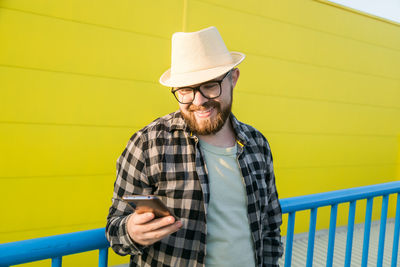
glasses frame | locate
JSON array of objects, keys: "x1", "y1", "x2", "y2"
[{"x1": 171, "y1": 70, "x2": 232, "y2": 104}]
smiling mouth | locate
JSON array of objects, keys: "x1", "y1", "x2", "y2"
[{"x1": 194, "y1": 107, "x2": 214, "y2": 118}]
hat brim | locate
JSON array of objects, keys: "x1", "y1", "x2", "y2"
[{"x1": 159, "y1": 52, "x2": 245, "y2": 87}]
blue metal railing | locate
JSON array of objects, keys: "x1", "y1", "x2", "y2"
[
  {"x1": 280, "y1": 181, "x2": 400, "y2": 267},
  {"x1": 0, "y1": 181, "x2": 399, "y2": 266},
  {"x1": 0, "y1": 228, "x2": 109, "y2": 267}
]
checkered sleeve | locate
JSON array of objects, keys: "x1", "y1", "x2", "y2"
[
  {"x1": 105, "y1": 132, "x2": 153, "y2": 256},
  {"x1": 262, "y1": 143, "x2": 284, "y2": 266}
]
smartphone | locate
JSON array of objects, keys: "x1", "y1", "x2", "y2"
[{"x1": 122, "y1": 195, "x2": 178, "y2": 220}]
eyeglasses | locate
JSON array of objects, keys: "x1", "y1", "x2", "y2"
[{"x1": 171, "y1": 70, "x2": 232, "y2": 104}]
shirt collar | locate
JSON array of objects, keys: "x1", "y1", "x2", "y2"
[
  {"x1": 229, "y1": 113, "x2": 249, "y2": 146},
  {"x1": 168, "y1": 110, "x2": 188, "y2": 132}
]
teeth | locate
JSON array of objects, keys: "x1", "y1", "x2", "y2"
[{"x1": 196, "y1": 108, "x2": 212, "y2": 113}]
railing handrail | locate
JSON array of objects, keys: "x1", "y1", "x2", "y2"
[
  {"x1": 280, "y1": 181, "x2": 400, "y2": 213},
  {"x1": 0, "y1": 228, "x2": 109, "y2": 266}
]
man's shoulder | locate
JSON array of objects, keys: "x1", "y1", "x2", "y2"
[
  {"x1": 143, "y1": 111, "x2": 179, "y2": 131},
  {"x1": 232, "y1": 116, "x2": 271, "y2": 151},
  {"x1": 236, "y1": 120, "x2": 262, "y2": 136},
  {"x1": 129, "y1": 111, "x2": 185, "y2": 143}
]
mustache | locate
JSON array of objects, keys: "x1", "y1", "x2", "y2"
[{"x1": 188, "y1": 100, "x2": 220, "y2": 112}]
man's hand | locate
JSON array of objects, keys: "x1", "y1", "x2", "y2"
[{"x1": 127, "y1": 212, "x2": 182, "y2": 246}]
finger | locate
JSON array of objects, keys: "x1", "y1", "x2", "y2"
[
  {"x1": 131, "y1": 212, "x2": 155, "y2": 225},
  {"x1": 126, "y1": 213, "x2": 156, "y2": 245},
  {"x1": 143, "y1": 216, "x2": 176, "y2": 233},
  {"x1": 142, "y1": 221, "x2": 183, "y2": 242}
]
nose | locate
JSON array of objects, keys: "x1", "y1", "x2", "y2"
[{"x1": 191, "y1": 90, "x2": 208, "y2": 106}]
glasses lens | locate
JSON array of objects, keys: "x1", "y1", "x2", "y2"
[
  {"x1": 199, "y1": 82, "x2": 220, "y2": 99},
  {"x1": 174, "y1": 88, "x2": 194, "y2": 104}
]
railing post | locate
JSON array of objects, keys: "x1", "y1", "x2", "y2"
[
  {"x1": 377, "y1": 194, "x2": 388, "y2": 267},
  {"x1": 392, "y1": 193, "x2": 400, "y2": 267},
  {"x1": 326, "y1": 203, "x2": 338, "y2": 267},
  {"x1": 306, "y1": 208, "x2": 318, "y2": 267},
  {"x1": 345, "y1": 200, "x2": 356, "y2": 267},
  {"x1": 361, "y1": 197, "x2": 374, "y2": 267},
  {"x1": 99, "y1": 247, "x2": 108, "y2": 267},
  {"x1": 51, "y1": 257, "x2": 62, "y2": 267},
  {"x1": 284, "y1": 212, "x2": 296, "y2": 267}
]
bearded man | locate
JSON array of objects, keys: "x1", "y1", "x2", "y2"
[{"x1": 106, "y1": 26, "x2": 283, "y2": 267}]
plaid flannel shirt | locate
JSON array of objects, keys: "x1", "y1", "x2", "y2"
[{"x1": 106, "y1": 111, "x2": 283, "y2": 266}]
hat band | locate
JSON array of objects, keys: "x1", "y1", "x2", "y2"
[{"x1": 171, "y1": 52, "x2": 234, "y2": 75}]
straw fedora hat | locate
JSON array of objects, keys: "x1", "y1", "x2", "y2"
[{"x1": 159, "y1": 26, "x2": 245, "y2": 87}]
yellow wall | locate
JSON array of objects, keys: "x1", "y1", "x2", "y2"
[{"x1": 0, "y1": 0, "x2": 399, "y2": 266}]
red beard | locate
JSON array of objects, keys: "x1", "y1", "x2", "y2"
[{"x1": 181, "y1": 100, "x2": 232, "y2": 135}]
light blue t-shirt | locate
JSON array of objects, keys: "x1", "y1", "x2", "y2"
[{"x1": 199, "y1": 139, "x2": 256, "y2": 267}]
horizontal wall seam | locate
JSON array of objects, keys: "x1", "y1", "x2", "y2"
[
  {"x1": 236, "y1": 90, "x2": 400, "y2": 111},
  {"x1": 0, "y1": 64, "x2": 158, "y2": 85},
  {"x1": 276, "y1": 162, "x2": 398, "y2": 170},
  {"x1": 0, "y1": 120, "x2": 141, "y2": 129},
  {"x1": 0, "y1": 173, "x2": 114, "y2": 180},
  {"x1": 0, "y1": 7, "x2": 169, "y2": 41},
  {"x1": 0, "y1": 221, "x2": 105, "y2": 235},
  {"x1": 195, "y1": 0, "x2": 400, "y2": 53},
  {"x1": 243, "y1": 50, "x2": 400, "y2": 82},
  {"x1": 0, "y1": 121, "x2": 397, "y2": 138},
  {"x1": 261, "y1": 130, "x2": 397, "y2": 138}
]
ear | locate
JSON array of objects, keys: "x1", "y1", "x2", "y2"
[{"x1": 231, "y1": 68, "x2": 240, "y2": 88}]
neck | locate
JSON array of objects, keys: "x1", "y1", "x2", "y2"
[{"x1": 197, "y1": 119, "x2": 236, "y2": 147}]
